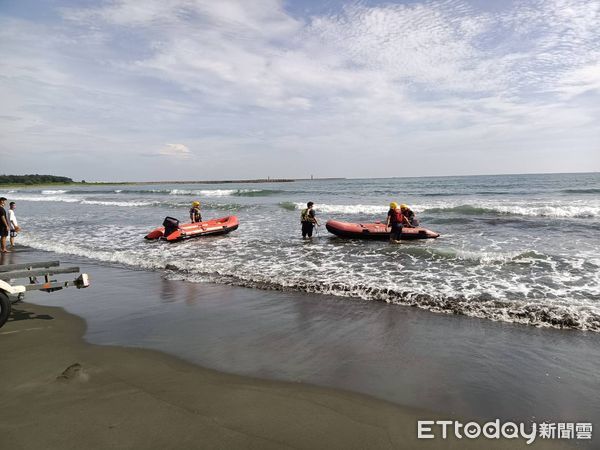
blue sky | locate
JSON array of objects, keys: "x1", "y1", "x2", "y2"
[{"x1": 1, "y1": 0, "x2": 599, "y2": 181}]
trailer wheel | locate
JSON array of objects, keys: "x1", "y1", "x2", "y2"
[{"x1": 0, "y1": 291, "x2": 11, "y2": 328}]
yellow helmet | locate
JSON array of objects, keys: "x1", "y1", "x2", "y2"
[
  {"x1": 192, "y1": 201, "x2": 200, "y2": 207},
  {"x1": 400, "y1": 204, "x2": 408, "y2": 209},
  {"x1": 389, "y1": 202, "x2": 398, "y2": 209}
]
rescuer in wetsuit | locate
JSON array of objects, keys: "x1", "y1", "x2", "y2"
[
  {"x1": 301, "y1": 201, "x2": 319, "y2": 238},
  {"x1": 400, "y1": 204, "x2": 419, "y2": 227},
  {"x1": 386, "y1": 202, "x2": 404, "y2": 243},
  {"x1": 189, "y1": 201, "x2": 202, "y2": 223}
]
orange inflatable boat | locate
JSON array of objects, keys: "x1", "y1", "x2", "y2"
[
  {"x1": 326, "y1": 219, "x2": 439, "y2": 240},
  {"x1": 145, "y1": 216, "x2": 239, "y2": 242}
]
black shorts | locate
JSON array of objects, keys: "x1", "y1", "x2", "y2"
[
  {"x1": 0, "y1": 228, "x2": 8, "y2": 237},
  {"x1": 10, "y1": 230, "x2": 17, "y2": 237},
  {"x1": 301, "y1": 222, "x2": 314, "y2": 237},
  {"x1": 390, "y1": 224, "x2": 403, "y2": 240}
]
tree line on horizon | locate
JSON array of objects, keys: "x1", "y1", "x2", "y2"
[{"x1": 0, "y1": 174, "x2": 74, "y2": 184}]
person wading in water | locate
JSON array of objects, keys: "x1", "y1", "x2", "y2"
[
  {"x1": 386, "y1": 202, "x2": 404, "y2": 243},
  {"x1": 189, "y1": 201, "x2": 202, "y2": 223},
  {"x1": 301, "y1": 202, "x2": 319, "y2": 238}
]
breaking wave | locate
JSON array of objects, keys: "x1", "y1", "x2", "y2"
[
  {"x1": 424, "y1": 204, "x2": 599, "y2": 218},
  {"x1": 41, "y1": 189, "x2": 69, "y2": 194},
  {"x1": 279, "y1": 202, "x2": 599, "y2": 219},
  {"x1": 18, "y1": 232, "x2": 600, "y2": 333},
  {"x1": 7, "y1": 193, "x2": 242, "y2": 210},
  {"x1": 81, "y1": 199, "x2": 155, "y2": 207},
  {"x1": 168, "y1": 188, "x2": 279, "y2": 197},
  {"x1": 164, "y1": 269, "x2": 600, "y2": 332},
  {"x1": 283, "y1": 202, "x2": 387, "y2": 214}
]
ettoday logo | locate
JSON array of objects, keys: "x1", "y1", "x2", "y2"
[{"x1": 417, "y1": 420, "x2": 592, "y2": 444}]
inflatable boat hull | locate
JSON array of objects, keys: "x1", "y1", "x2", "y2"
[
  {"x1": 325, "y1": 219, "x2": 439, "y2": 240},
  {"x1": 145, "y1": 216, "x2": 239, "y2": 242}
]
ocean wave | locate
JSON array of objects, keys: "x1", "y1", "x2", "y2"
[
  {"x1": 9, "y1": 194, "x2": 81, "y2": 203},
  {"x1": 41, "y1": 189, "x2": 69, "y2": 194},
  {"x1": 398, "y1": 247, "x2": 550, "y2": 265},
  {"x1": 284, "y1": 202, "x2": 387, "y2": 214},
  {"x1": 58, "y1": 188, "x2": 279, "y2": 197},
  {"x1": 169, "y1": 188, "x2": 278, "y2": 197},
  {"x1": 561, "y1": 188, "x2": 600, "y2": 194},
  {"x1": 279, "y1": 201, "x2": 298, "y2": 211},
  {"x1": 17, "y1": 229, "x2": 600, "y2": 332},
  {"x1": 8, "y1": 194, "x2": 151, "y2": 206},
  {"x1": 419, "y1": 191, "x2": 513, "y2": 196},
  {"x1": 19, "y1": 231, "x2": 599, "y2": 332},
  {"x1": 8, "y1": 193, "x2": 242, "y2": 210},
  {"x1": 280, "y1": 201, "x2": 598, "y2": 218},
  {"x1": 163, "y1": 268, "x2": 600, "y2": 332},
  {"x1": 81, "y1": 199, "x2": 156, "y2": 207},
  {"x1": 425, "y1": 204, "x2": 599, "y2": 218}
]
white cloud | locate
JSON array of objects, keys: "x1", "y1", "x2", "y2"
[
  {"x1": 555, "y1": 62, "x2": 600, "y2": 99},
  {"x1": 0, "y1": 0, "x2": 598, "y2": 180},
  {"x1": 158, "y1": 143, "x2": 191, "y2": 158}
]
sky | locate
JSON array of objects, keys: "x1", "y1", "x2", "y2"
[{"x1": 0, "y1": 0, "x2": 599, "y2": 182}]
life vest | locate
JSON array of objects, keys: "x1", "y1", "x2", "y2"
[
  {"x1": 301, "y1": 208, "x2": 312, "y2": 222},
  {"x1": 391, "y1": 208, "x2": 403, "y2": 224},
  {"x1": 189, "y1": 207, "x2": 201, "y2": 222}
]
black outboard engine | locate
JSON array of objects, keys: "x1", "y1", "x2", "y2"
[{"x1": 162, "y1": 216, "x2": 180, "y2": 237}]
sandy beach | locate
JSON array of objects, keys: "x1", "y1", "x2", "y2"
[
  {"x1": 1, "y1": 248, "x2": 593, "y2": 448},
  {"x1": 2, "y1": 301, "x2": 425, "y2": 450},
  {"x1": 1, "y1": 300, "x2": 573, "y2": 450}
]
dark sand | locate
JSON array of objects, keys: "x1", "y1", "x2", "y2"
[{"x1": 1, "y1": 248, "x2": 595, "y2": 448}]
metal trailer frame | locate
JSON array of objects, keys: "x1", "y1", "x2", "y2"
[{"x1": 0, "y1": 260, "x2": 90, "y2": 328}]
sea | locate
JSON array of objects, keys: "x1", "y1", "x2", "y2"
[{"x1": 3, "y1": 172, "x2": 599, "y2": 332}]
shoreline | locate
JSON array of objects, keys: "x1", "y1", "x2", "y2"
[{"x1": 1, "y1": 248, "x2": 596, "y2": 448}]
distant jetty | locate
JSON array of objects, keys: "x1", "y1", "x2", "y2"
[
  {"x1": 139, "y1": 178, "x2": 345, "y2": 184},
  {"x1": 143, "y1": 178, "x2": 297, "y2": 184},
  {"x1": 0, "y1": 176, "x2": 346, "y2": 187},
  {"x1": 90, "y1": 177, "x2": 346, "y2": 185}
]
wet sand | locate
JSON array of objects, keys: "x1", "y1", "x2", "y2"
[
  {"x1": 2, "y1": 303, "x2": 567, "y2": 449},
  {"x1": 0, "y1": 302, "x2": 420, "y2": 449},
  {"x1": 1, "y1": 248, "x2": 595, "y2": 448}
]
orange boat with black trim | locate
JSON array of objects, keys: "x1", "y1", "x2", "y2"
[
  {"x1": 326, "y1": 219, "x2": 439, "y2": 240},
  {"x1": 145, "y1": 216, "x2": 239, "y2": 242}
]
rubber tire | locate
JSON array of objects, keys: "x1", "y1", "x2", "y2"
[{"x1": 0, "y1": 291, "x2": 11, "y2": 328}]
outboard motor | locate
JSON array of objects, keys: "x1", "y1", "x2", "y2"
[{"x1": 162, "y1": 216, "x2": 180, "y2": 237}]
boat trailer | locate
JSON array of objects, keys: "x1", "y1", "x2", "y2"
[{"x1": 0, "y1": 260, "x2": 90, "y2": 328}]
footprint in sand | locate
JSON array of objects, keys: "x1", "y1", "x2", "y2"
[{"x1": 56, "y1": 363, "x2": 89, "y2": 382}]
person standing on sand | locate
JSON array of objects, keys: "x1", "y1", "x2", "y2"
[
  {"x1": 0, "y1": 197, "x2": 10, "y2": 253},
  {"x1": 301, "y1": 202, "x2": 319, "y2": 238},
  {"x1": 8, "y1": 202, "x2": 20, "y2": 248}
]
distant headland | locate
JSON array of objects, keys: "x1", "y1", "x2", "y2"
[
  {"x1": 0, "y1": 174, "x2": 74, "y2": 185},
  {"x1": 0, "y1": 174, "x2": 345, "y2": 187}
]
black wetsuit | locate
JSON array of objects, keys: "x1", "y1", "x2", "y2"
[
  {"x1": 301, "y1": 208, "x2": 316, "y2": 238},
  {"x1": 404, "y1": 208, "x2": 419, "y2": 227},
  {"x1": 0, "y1": 206, "x2": 7, "y2": 237},
  {"x1": 189, "y1": 207, "x2": 202, "y2": 223}
]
